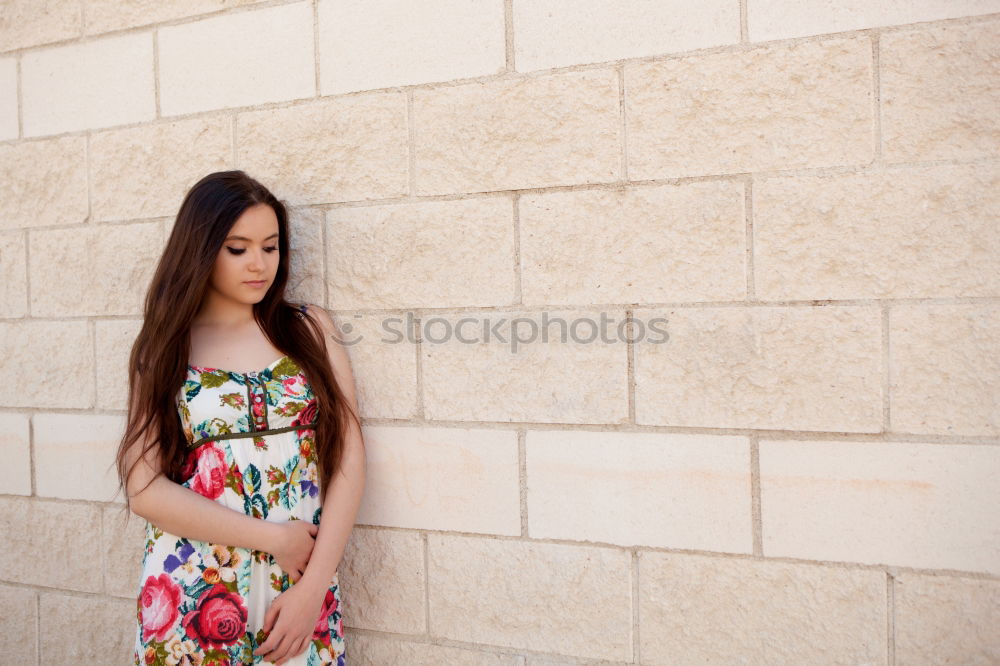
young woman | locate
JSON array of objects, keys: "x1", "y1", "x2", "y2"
[{"x1": 115, "y1": 170, "x2": 366, "y2": 665}]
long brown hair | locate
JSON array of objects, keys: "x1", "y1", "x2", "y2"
[{"x1": 113, "y1": 170, "x2": 359, "y2": 526}]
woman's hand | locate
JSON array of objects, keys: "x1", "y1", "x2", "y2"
[
  {"x1": 269, "y1": 520, "x2": 318, "y2": 583},
  {"x1": 252, "y1": 583, "x2": 326, "y2": 664}
]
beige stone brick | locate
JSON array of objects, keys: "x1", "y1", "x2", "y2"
[
  {"x1": 0, "y1": 231, "x2": 27, "y2": 316},
  {"x1": 338, "y1": 527, "x2": 425, "y2": 634},
  {"x1": 0, "y1": 584, "x2": 37, "y2": 664},
  {"x1": 634, "y1": 305, "x2": 883, "y2": 431},
  {"x1": 520, "y1": 180, "x2": 746, "y2": 305},
  {"x1": 286, "y1": 206, "x2": 326, "y2": 309},
  {"x1": 347, "y1": 632, "x2": 524, "y2": 665},
  {"x1": 90, "y1": 117, "x2": 232, "y2": 222},
  {"x1": 157, "y1": 1, "x2": 315, "y2": 116},
  {"x1": 427, "y1": 534, "x2": 631, "y2": 660},
  {"x1": 28, "y1": 222, "x2": 163, "y2": 316},
  {"x1": 21, "y1": 31, "x2": 155, "y2": 137},
  {"x1": 421, "y1": 308, "x2": 630, "y2": 423},
  {"x1": 322, "y1": 311, "x2": 418, "y2": 420},
  {"x1": 34, "y1": 412, "x2": 124, "y2": 503},
  {"x1": 626, "y1": 35, "x2": 874, "y2": 179},
  {"x1": 749, "y1": 0, "x2": 1000, "y2": 41},
  {"x1": 326, "y1": 196, "x2": 516, "y2": 309},
  {"x1": 0, "y1": 0, "x2": 80, "y2": 52},
  {"x1": 882, "y1": 19, "x2": 1000, "y2": 163},
  {"x1": 39, "y1": 591, "x2": 135, "y2": 664},
  {"x1": 413, "y1": 68, "x2": 621, "y2": 196},
  {"x1": 638, "y1": 551, "x2": 887, "y2": 665},
  {"x1": 754, "y1": 162, "x2": 1000, "y2": 300},
  {"x1": 84, "y1": 0, "x2": 266, "y2": 35},
  {"x1": 317, "y1": 0, "x2": 506, "y2": 94},
  {"x1": 526, "y1": 430, "x2": 752, "y2": 552},
  {"x1": 237, "y1": 93, "x2": 408, "y2": 206},
  {"x1": 103, "y1": 505, "x2": 147, "y2": 598},
  {"x1": 0, "y1": 319, "x2": 93, "y2": 408},
  {"x1": 0, "y1": 57, "x2": 17, "y2": 140},
  {"x1": 95, "y1": 318, "x2": 143, "y2": 411},
  {"x1": 0, "y1": 413, "x2": 31, "y2": 496},
  {"x1": 890, "y1": 303, "x2": 1000, "y2": 437},
  {"x1": 514, "y1": 0, "x2": 740, "y2": 72},
  {"x1": 894, "y1": 572, "x2": 1000, "y2": 665},
  {"x1": 760, "y1": 439, "x2": 1000, "y2": 574},
  {"x1": 357, "y1": 426, "x2": 520, "y2": 535},
  {"x1": 0, "y1": 497, "x2": 102, "y2": 592},
  {"x1": 0, "y1": 135, "x2": 88, "y2": 230}
]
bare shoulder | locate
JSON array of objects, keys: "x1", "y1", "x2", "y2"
[{"x1": 299, "y1": 304, "x2": 358, "y2": 405}]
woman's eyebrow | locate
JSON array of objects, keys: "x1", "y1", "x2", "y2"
[{"x1": 225, "y1": 233, "x2": 279, "y2": 241}]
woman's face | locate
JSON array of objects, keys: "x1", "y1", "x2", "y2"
[{"x1": 207, "y1": 203, "x2": 281, "y2": 304}]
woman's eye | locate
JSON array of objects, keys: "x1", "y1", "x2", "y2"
[
  {"x1": 225, "y1": 246, "x2": 278, "y2": 255},
  {"x1": 265, "y1": 246, "x2": 278, "y2": 253}
]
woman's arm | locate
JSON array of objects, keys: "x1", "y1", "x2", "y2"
[
  {"x1": 123, "y1": 401, "x2": 281, "y2": 553},
  {"x1": 296, "y1": 304, "x2": 366, "y2": 594}
]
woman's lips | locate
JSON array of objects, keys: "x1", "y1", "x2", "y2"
[{"x1": 244, "y1": 280, "x2": 267, "y2": 288}]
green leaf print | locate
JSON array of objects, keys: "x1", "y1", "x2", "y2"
[
  {"x1": 249, "y1": 493, "x2": 268, "y2": 519},
  {"x1": 272, "y1": 356, "x2": 298, "y2": 378},
  {"x1": 244, "y1": 463, "x2": 261, "y2": 494},
  {"x1": 265, "y1": 455, "x2": 302, "y2": 511},
  {"x1": 197, "y1": 370, "x2": 230, "y2": 389}
]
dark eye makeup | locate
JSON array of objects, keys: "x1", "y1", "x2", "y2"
[{"x1": 226, "y1": 246, "x2": 278, "y2": 255}]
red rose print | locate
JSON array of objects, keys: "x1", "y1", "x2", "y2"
[
  {"x1": 293, "y1": 400, "x2": 318, "y2": 429},
  {"x1": 312, "y1": 588, "x2": 339, "y2": 641},
  {"x1": 190, "y1": 444, "x2": 227, "y2": 499},
  {"x1": 181, "y1": 583, "x2": 248, "y2": 650},
  {"x1": 139, "y1": 573, "x2": 182, "y2": 642}
]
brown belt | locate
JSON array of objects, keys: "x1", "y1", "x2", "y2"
[{"x1": 188, "y1": 422, "x2": 318, "y2": 450}]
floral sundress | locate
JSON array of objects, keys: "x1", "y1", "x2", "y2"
[{"x1": 133, "y1": 317, "x2": 346, "y2": 665}]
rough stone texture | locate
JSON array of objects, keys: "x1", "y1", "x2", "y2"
[
  {"x1": 157, "y1": 1, "x2": 314, "y2": 117},
  {"x1": 427, "y1": 533, "x2": 632, "y2": 660},
  {"x1": 894, "y1": 572, "x2": 1000, "y2": 665},
  {"x1": 520, "y1": 180, "x2": 746, "y2": 305},
  {"x1": 526, "y1": 430, "x2": 752, "y2": 552},
  {"x1": 514, "y1": 0, "x2": 739, "y2": 72},
  {"x1": 103, "y1": 505, "x2": 147, "y2": 598},
  {"x1": 317, "y1": 0, "x2": 506, "y2": 95},
  {"x1": 285, "y1": 206, "x2": 327, "y2": 308},
  {"x1": 0, "y1": 0, "x2": 80, "y2": 51},
  {"x1": 338, "y1": 526, "x2": 425, "y2": 634},
  {"x1": 0, "y1": 57, "x2": 17, "y2": 140},
  {"x1": 0, "y1": 135, "x2": 88, "y2": 230},
  {"x1": 322, "y1": 311, "x2": 419, "y2": 420},
  {"x1": 346, "y1": 632, "x2": 524, "y2": 665},
  {"x1": 890, "y1": 303, "x2": 1000, "y2": 437},
  {"x1": 0, "y1": 497, "x2": 102, "y2": 592},
  {"x1": 0, "y1": 584, "x2": 37, "y2": 664},
  {"x1": 881, "y1": 18, "x2": 1000, "y2": 163},
  {"x1": 0, "y1": 319, "x2": 94, "y2": 408},
  {"x1": 760, "y1": 439, "x2": 1000, "y2": 575},
  {"x1": 634, "y1": 305, "x2": 883, "y2": 432},
  {"x1": 755, "y1": 162, "x2": 1000, "y2": 300},
  {"x1": 237, "y1": 93, "x2": 408, "y2": 206},
  {"x1": 0, "y1": 230, "x2": 27, "y2": 316},
  {"x1": 748, "y1": 0, "x2": 1000, "y2": 41},
  {"x1": 638, "y1": 551, "x2": 887, "y2": 665},
  {"x1": 0, "y1": 413, "x2": 31, "y2": 495},
  {"x1": 84, "y1": 0, "x2": 266, "y2": 35},
  {"x1": 20, "y1": 31, "x2": 155, "y2": 137},
  {"x1": 94, "y1": 318, "x2": 143, "y2": 411},
  {"x1": 327, "y1": 195, "x2": 517, "y2": 309},
  {"x1": 39, "y1": 591, "x2": 135, "y2": 664},
  {"x1": 357, "y1": 425, "x2": 520, "y2": 535},
  {"x1": 33, "y1": 412, "x2": 125, "y2": 503},
  {"x1": 28, "y1": 221, "x2": 164, "y2": 316},
  {"x1": 626, "y1": 35, "x2": 874, "y2": 180},
  {"x1": 412, "y1": 68, "x2": 621, "y2": 196},
  {"x1": 89, "y1": 116, "x2": 232, "y2": 222},
  {"x1": 421, "y1": 308, "x2": 630, "y2": 423}
]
